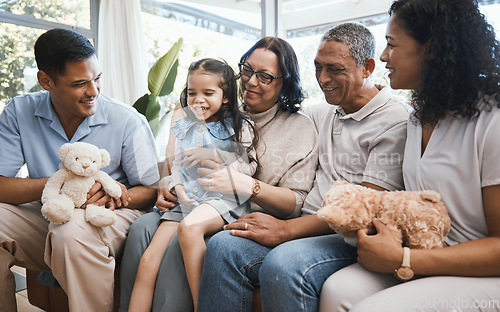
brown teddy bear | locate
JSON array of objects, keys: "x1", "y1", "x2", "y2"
[{"x1": 317, "y1": 181, "x2": 450, "y2": 249}]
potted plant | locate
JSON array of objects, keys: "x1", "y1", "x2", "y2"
[{"x1": 133, "y1": 37, "x2": 183, "y2": 137}]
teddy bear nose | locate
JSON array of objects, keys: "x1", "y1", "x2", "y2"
[{"x1": 82, "y1": 164, "x2": 90, "y2": 169}]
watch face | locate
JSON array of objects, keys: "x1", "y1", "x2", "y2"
[
  {"x1": 253, "y1": 181, "x2": 261, "y2": 194},
  {"x1": 395, "y1": 267, "x2": 414, "y2": 281}
]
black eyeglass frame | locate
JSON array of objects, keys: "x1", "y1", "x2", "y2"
[{"x1": 238, "y1": 63, "x2": 283, "y2": 85}]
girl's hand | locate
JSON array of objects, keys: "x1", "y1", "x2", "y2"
[
  {"x1": 196, "y1": 159, "x2": 253, "y2": 197},
  {"x1": 356, "y1": 219, "x2": 404, "y2": 273},
  {"x1": 180, "y1": 147, "x2": 223, "y2": 170},
  {"x1": 156, "y1": 187, "x2": 178, "y2": 211},
  {"x1": 155, "y1": 176, "x2": 178, "y2": 211},
  {"x1": 174, "y1": 184, "x2": 195, "y2": 206}
]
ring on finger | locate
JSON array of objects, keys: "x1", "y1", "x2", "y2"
[
  {"x1": 245, "y1": 222, "x2": 248, "y2": 230},
  {"x1": 207, "y1": 178, "x2": 212, "y2": 187}
]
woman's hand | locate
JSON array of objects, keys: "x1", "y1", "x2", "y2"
[
  {"x1": 356, "y1": 219, "x2": 404, "y2": 273},
  {"x1": 180, "y1": 147, "x2": 223, "y2": 170},
  {"x1": 224, "y1": 212, "x2": 288, "y2": 247},
  {"x1": 174, "y1": 184, "x2": 195, "y2": 206},
  {"x1": 197, "y1": 159, "x2": 253, "y2": 197}
]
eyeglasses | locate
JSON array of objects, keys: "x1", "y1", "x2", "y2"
[{"x1": 238, "y1": 63, "x2": 282, "y2": 85}]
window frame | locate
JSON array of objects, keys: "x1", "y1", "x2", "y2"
[{"x1": 0, "y1": 0, "x2": 100, "y2": 49}]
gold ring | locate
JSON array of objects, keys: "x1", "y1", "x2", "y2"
[
  {"x1": 207, "y1": 179, "x2": 212, "y2": 187},
  {"x1": 245, "y1": 222, "x2": 248, "y2": 230}
]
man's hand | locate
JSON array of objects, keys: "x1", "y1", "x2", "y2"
[
  {"x1": 224, "y1": 212, "x2": 288, "y2": 247},
  {"x1": 84, "y1": 181, "x2": 130, "y2": 211},
  {"x1": 180, "y1": 147, "x2": 223, "y2": 170}
]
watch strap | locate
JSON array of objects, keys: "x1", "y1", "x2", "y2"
[
  {"x1": 402, "y1": 246, "x2": 411, "y2": 267},
  {"x1": 394, "y1": 247, "x2": 414, "y2": 282}
]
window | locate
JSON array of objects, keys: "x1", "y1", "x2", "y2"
[{"x1": 0, "y1": 0, "x2": 98, "y2": 111}]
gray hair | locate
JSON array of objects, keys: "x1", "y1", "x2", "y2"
[{"x1": 322, "y1": 22, "x2": 375, "y2": 66}]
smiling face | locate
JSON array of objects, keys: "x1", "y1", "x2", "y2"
[
  {"x1": 39, "y1": 54, "x2": 101, "y2": 126},
  {"x1": 240, "y1": 48, "x2": 283, "y2": 113},
  {"x1": 314, "y1": 40, "x2": 368, "y2": 110},
  {"x1": 380, "y1": 16, "x2": 430, "y2": 90},
  {"x1": 187, "y1": 70, "x2": 227, "y2": 123}
]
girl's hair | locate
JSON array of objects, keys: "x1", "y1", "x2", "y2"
[
  {"x1": 389, "y1": 0, "x2": 500, "y2": 125},
  {"x1": 180, "y1": 58, "x2": 257, "y2": 159},
  {"x1": 239, "y1": 37, "x2": 305, "y2": 113}
]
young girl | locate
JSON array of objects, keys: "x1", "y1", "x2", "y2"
[{"x1": 128, "y1": 58, "x2": 257, "y2": 312}]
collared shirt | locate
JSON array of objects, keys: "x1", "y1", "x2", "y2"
[
  {"x1": 0, "y1": 91, "x2": 159, "y2": 188},
  {"x1": 301, "y1": 87, "x2": 411, "y2": 214}
]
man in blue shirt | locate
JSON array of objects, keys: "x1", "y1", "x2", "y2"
[{"x1": 0, "y1": 28, "x2": 159, "y2": 312}]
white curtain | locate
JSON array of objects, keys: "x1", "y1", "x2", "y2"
[{"x1": 97, "y1": 0, "x2": 148, "y2": 105}]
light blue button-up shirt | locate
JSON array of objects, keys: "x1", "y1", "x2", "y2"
[{"x1": 0, "y1": 91, "x2": 159, "y2": 188}]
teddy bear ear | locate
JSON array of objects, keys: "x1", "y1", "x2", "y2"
[
  {"x1": 100, "y1": 149, "x2": 111, "y2": 167},
  {"x1": 58, "y1": 143, "x2": 73, "y2": 160},
  {"x1": 420, "y1": 191, "x2": 441, "y2": 203}
]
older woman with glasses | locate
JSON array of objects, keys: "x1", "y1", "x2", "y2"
[{"x1": 118, "y1": 37, "x2": 319, "y2": 312}]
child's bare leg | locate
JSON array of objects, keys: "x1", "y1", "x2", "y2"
[
  {"x1": 129, "y1": 220, "x2": 179, "y2": 312},
  {"x1": 177, "y1": 204, "x2": 225, "y2": 312}
]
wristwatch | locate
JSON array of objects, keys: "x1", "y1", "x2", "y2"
[
  {"x1": 394, "y1": 247, "x2": 414, "y2": 282},
  {"x1": 250, "y1": 178, "x2": 261, "y2": 199}
]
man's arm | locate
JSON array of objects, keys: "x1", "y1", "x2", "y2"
[
  {"x1": 224, "y1": 182, "x2": 387, "y2": 247},
  {"x1": 124, "y1": 185, "x2": 157, "y2": 210},
  {"x1": 85, "y1": 182, "x2": 157, "y2": 211},
  {"x1": 0, "y1": 176, "x2": 48, "y2": 205}
]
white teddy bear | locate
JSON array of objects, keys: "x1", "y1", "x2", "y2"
[{"x1": 41, "y1": 142, "x2": 121, "y2": 227}]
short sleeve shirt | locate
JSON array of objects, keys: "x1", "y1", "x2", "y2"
[
  {"x1": 301, "y1": 87, "x2": 411, "y2": 214},
  {"x1": 403, "y1": 100, "x2": 500, "y2": 245},
  {"x1": 0, "y1": 91, "x2": 159, "y2": 188}
]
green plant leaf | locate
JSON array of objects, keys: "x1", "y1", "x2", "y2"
[
  {"x1": 158, "y1": 58, "x2": 179, "y2": 97},
  {"x1": 132, "y1": 93, "x2": 150, "y2": 116},
  {"x1": 145, "y1": 94, "x2": 160, "y2": 122},
  {"x1": 148, "y1": 38, "x2": 183, "y2": 96}
]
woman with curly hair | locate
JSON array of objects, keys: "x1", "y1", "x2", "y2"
[{"x1": 319, "y1": 0, "x2": 500, "y2": 311}]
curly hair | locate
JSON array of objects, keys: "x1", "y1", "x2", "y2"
[
  {"x1": 389, "y1": 0, "x2": 500, "y2": 125},
  {"x1": 239, "y1": 37, "x2": 305, "y2": 113}
]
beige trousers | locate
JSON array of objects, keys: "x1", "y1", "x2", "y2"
[
  {"x1": 320, "y1": 263, "x2": 500, "y2": 312},
  {"x1": 0, "y1": 202, "x2": 144, "y2": 312}
]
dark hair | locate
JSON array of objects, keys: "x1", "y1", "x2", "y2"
[
  {"x1": 239, "y1": 37, "x2": 305, "y2": 113},
  {"x1": 34, "y1": 28, "x2": 95, "y2": 80},
  {"x1": 389, "y1": 0, "x2": 500, "y2": 125},
  {"x1": 180, "y1": 58, "x2": 257, "y2": 157}
]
